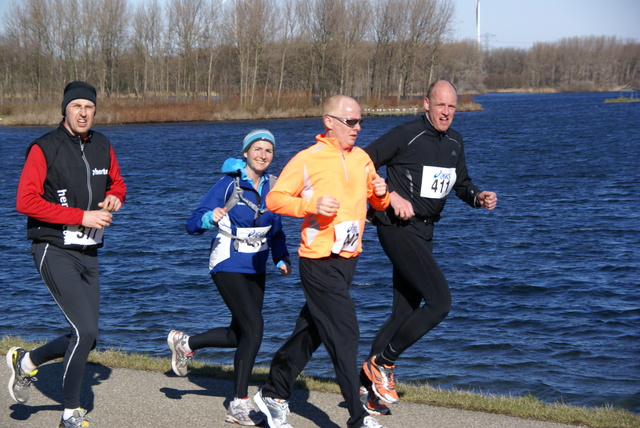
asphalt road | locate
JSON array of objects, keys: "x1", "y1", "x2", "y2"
[{"x1": 1, "y1": 360, "x2": 582, "y2": 427}]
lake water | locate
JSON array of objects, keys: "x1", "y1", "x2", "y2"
[{"x1": 0, "y1": 92, "x2": 638, "y2": 413}]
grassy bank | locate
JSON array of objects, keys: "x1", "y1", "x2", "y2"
[
  {"x1": 604, "y1": 97, "x2": 640, "y2": 103},
  {"x1": 2, "y1": 336, "x2": 637, "y2": 428},
  {"x1": 0, "y1": 95, "x2": 482, "y2": 126}
]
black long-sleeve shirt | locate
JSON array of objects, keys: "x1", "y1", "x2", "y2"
[{"x1": 364, "y1": 114, "x2": 480, "y2": 223}]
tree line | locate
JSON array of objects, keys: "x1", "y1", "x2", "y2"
[{"x1": 1, "y1": 0, "x2": 638, "y2": 108}]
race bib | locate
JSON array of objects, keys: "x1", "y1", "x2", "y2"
[
  {"x1": 235, "y1": 226, "x2": 271, "y2": 253},
  {"x1": 63, "y1": 225, "x2": 104, "y2": 246},
  {"x1": 332, "y1": 221, "x2": 360, "y2": 254},
  {"x1": 420, "y1": 166, "x2": 456, "y2": 199}
]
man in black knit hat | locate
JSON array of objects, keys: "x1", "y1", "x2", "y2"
[{"x1": 7, "y1": 81, "x2": 126, "y2": 428}]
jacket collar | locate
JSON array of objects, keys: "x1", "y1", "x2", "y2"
[
  {"x1": 58, "y1": 121, "x2": 93, "y2": 143},
  {"x1": 316, "y1": 133, "x2": 353, "y2": 152}
]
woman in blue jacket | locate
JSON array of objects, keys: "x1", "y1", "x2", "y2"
[{"x1": 168, "y1": 129, "x2": 290, "y2": 426}]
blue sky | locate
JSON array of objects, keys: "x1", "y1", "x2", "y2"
[
  {"x1": 454, "y1": 0, "x2": 640, "y2": 48},
  {"x1": 1, "y1": 0, "x2": 639, "y2": 49}
]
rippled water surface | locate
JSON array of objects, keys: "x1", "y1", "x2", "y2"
[{"x1": 1, "y1": 92, "x2": 638, "y2": 412}]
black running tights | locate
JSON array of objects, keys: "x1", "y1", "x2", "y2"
[
  {"x1": 28, "y1": 242, "x2": 100, "y2": 410},
  {"x1": 188, "y1": 271, "x2": 265, "y2": 399},
  {"x1": 368, "y1": 223, "x2": 452, "y2": 364}
]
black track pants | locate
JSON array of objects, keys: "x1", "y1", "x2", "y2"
[
  {"x1": 28, "y1": 242, "x2": 100, "y2": 410},
  {"x1": 262, "y1": 255, "x2": 367, "y2": 428}
]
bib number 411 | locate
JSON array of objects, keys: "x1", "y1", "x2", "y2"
[{"x1": 420, "y1": 166, "x2": 456, "y2": 199}]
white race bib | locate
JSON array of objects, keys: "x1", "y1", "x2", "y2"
[
  {"x1": 420, "y1": 166, "x2": 456, "y2": 199},
  {"x1": 63, "y1": 225, "x2": 104, "y2": 246},
  {"x1": 235, "y1": 226, "x2": 271, "y2": 253},
  {"x1": 331, "y1": 221, "x2": 360, "y2": 254}
]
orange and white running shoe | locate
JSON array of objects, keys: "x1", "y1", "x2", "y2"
[{"x1": 362, "y1": 356, "x2": 399, "y2": 404}]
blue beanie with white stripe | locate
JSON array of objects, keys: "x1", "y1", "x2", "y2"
[{"x1": 242, "y1": 129, "x2": 275, "y2": 152}]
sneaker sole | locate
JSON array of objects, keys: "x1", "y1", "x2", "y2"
[
  {"x1": 224, "y1": 414, "x2": 258, "y2": 426},
  {"x1": 363, "y1": 403, "x2": 391, "y2": 416},
  {"x1": 6, "y1": 347, "x2": 25, "y2": 404},
  {"x1": 361, "y1": 388, "x2": 391, "y2": 415},
  {"x1": 253, "y1": 390, "x2": 277, "y2": 428}
]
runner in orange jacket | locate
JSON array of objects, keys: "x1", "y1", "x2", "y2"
[
  {"x1": 266, "y1": 133, "x2": 389, "y2": 259},
  {"x1": 254, "y1": 95, "x2": 390, "y2": 428}
]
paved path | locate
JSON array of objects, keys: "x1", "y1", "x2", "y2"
[{"x1": 1, "y1": 361, "x2": 582, "y2": 427}]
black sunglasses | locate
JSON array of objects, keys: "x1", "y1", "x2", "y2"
[{"x1": 327, "y1": 115, "x2": 364, "y2": 128}]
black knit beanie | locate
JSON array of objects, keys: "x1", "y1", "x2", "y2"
[{"x1": 61, "y1": 81, "x2": 97, "y2": 116}]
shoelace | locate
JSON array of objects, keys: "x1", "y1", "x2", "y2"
[
  {"x1": 18, "y1": 369, "x2": 38, "y2": 387},
  {"x1": 235, "y1": 400, "x2": 254, "y2": 416},
  {"x1": 379, "y1": 366, "x2": 395, "y2": 388},
  {"x1": 64, "y1": 410, "x2": 92, "y2": 427},
  {"x1": 272, "y1": 400, "x2": 290, "y2": 419},
  {"x1": 177, "y1": 350, "x2": 194, "y2": 367}
]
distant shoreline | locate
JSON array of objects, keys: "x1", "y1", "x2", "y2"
[{"x1": 3, "y1": 88, "x2": 633, "y2": 127}]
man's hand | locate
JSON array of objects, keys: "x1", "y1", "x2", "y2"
[
  {"x1": 316, "y1": 195, "x2": 340, "y2": 217},
  {"x1": 477, "y1": 191, "x2": 498, "y2": 210},
  {"x1": 390, "y1": 191, "x2": 414, "y2": 220},
  {"x1": 372, "y1": 177, "x2": 388, "y2": 197},
  {"x1": 98, "y1": 195, "x2": 123, "y2": 212},
  {"x1": 82, "y1": 209, "x2": 113, "y2": 229}
]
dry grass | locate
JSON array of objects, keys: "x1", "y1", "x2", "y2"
[
  {"x1": 2, "y1": 336, "x2": 638, "y2": 427},
  {"x1": 0, "y1": 95, "x2": 321, "y2": 126},
  {"x1": 0, "y1": 93, "x2": 483, "y2": 126}
]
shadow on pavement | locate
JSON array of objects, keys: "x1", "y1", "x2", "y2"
[
  {"x1": 7, "y1": 361, "x2": 112, "y2": 423},
  {"x1": 162, "y1": 370, "x2": 341, "y2": 427}
]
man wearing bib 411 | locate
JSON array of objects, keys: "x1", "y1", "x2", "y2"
[
  {"x1": 9, "y1": 81, "x2": 126, "y2": 428},
  {"x1": 252, "y1": 95, "x2": 390, "y2": 428},
  {"x1": 360, "y1": 80, "x2": 497, "y2": 408}
]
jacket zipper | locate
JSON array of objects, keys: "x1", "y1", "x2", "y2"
[{"x1": 80, "y1": 138, "x2": 92, "y2": 251}]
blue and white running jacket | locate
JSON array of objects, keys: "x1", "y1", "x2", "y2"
[{"x1": 186, "y1": 158, "x2": 289, "y2": 274}]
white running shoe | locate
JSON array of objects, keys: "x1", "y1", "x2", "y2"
[
  {"x1": 59, "y1": 408, "x2": 91, "y2": 428},
  {"x1": 362, "y1": 415, "x2": 387, "y2": 428},
  {"x1": 167, "y1": 330, "x2": 193, "y2": 377},
  {"x1": 6, "y1": 347, "x2": 38, "y2": 404},
  {"x1": 253, "y1": 389, "x2": 293, "y2": 428},
  {"x1": 225, "y1": 397, "x2": 265, "y2": 426}
]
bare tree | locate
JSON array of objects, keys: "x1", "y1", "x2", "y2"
[
  {"x1": 221, "y1": 0, "x2": 277, "y2": 106},
  {"x1": 273, "y1": 0, "x2": 302, "y2": 107},
  {"x1": 392, "y1": 0, "x2": 454, "y2": 100},
  {"x1": 131, "y1": 0, "x2": 165, "y2": 98},
  {"x1": 337, "y1": 0, "x2": 370, "y2": 95},
  {"x1": 95, "y1": 0, "x2": 129, "y2": 97},
  {"x1": 0, "y1": 30, "x2": 20, "y2": 99},
  {"x1": 438, "y1": 40, "x2": 486, "y2": 92},
  {"x1": 369, "y1": 0, "x2": 400, "y2": 99},
  {"x1": 422, "y1": 0, "x2": 454, "y2": 92},
  {"x1": 0, "y1": 0, "x2": 638, "y2": 105},
  {"x1": 168, "y1": 0, "x2": 208, "y2": 97},
  {"x1": 10, "y1": 0, "x2": 55, "y2": 100},
  {"x1": 304, "y1": 0, "x2": 343, "y2": 98},
  {"x1": 201, "y1": 0, "x2": 223, "y2": 102}
]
